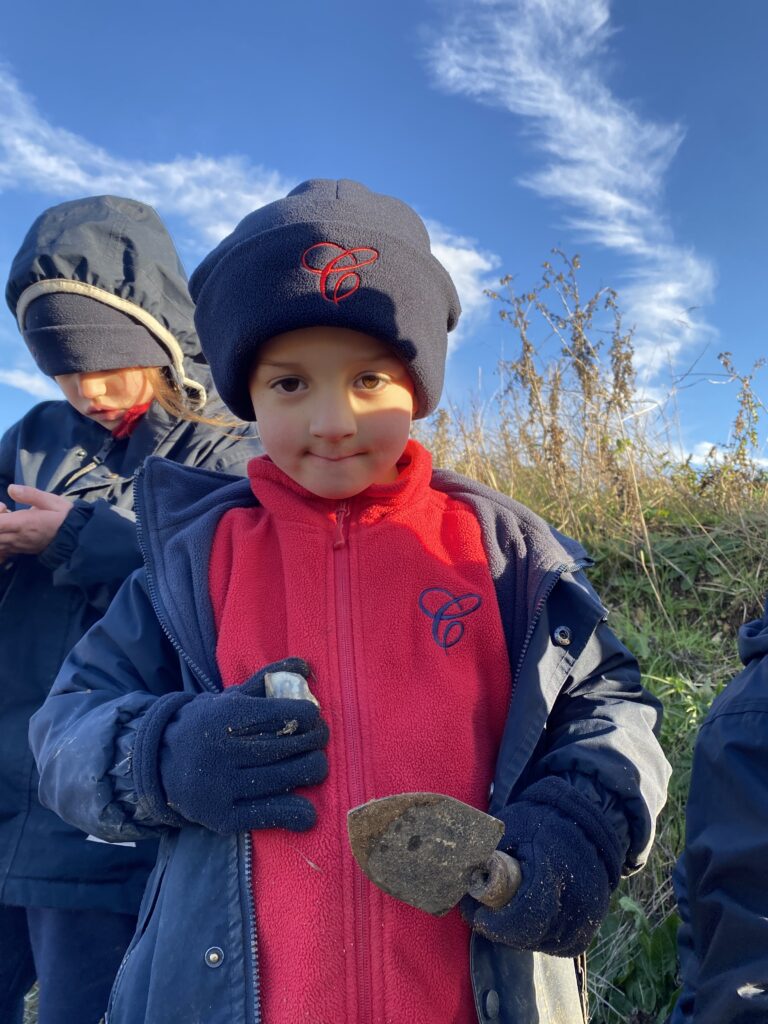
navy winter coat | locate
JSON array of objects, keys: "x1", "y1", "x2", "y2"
[
  {"x1": 30, "y1": 457, "x2": 670, "y2": 1024},
  {"x1": 0, "y1": 195, "x2": 260, "y2": 915},
  {"x1": 671, "y1": 604, "x2": 768, "y2": 1023}
]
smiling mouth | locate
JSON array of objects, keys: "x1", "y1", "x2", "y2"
[{"x1": 309, "y1": 452, "x2": 361, "y2": 463}]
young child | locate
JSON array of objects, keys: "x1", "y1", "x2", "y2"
[
  {"x1": 0, "y1": 194, "x2": 259, "y2": 1024},
  {"x1": 30, "y1": 180, "x2": 670, "y2": 1024}
]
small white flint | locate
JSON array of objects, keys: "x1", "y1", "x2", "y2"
[{"x1": 264, "y1": 671, "x2": 320, "y2": 707}]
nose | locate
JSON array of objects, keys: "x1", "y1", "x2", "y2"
[
  {"x1": 77, "y1": 373, "x2": 108, "y2": 399},
  {"x1": 309, "y1": 391, "x2": 357, "y2": 440}
]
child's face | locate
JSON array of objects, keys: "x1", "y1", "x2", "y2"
[
  {"x1": 54, "y1": 368, "x2": 154, "y2": 430},
  {"x1": 249, "y1": 327, "x2": 416, "y2": 500}
]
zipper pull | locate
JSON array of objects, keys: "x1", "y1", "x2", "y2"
[{"x1": 333, "y1": 502, "x2": 349, "y2": 549}]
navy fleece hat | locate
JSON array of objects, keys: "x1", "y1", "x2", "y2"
[
  {"x1": 22, "y1": 292, "x2": 173, "y2": 376},
  {"x1": 189, "y1": 179, "x2": 461, "y2": 420}
]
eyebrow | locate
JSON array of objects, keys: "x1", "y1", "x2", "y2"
[{"x1": 259, "y1": 353, "x2": 399, "y2": 370}]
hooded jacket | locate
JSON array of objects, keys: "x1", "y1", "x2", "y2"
[
  {"x1": 0, "y1": 196, "x2": 260, "y2": 915},
  {"x1": 671, "y1": 604, "x2": 768, "y2": 1024},
  {"x1": 210, "y1": 442, "x2": 515, "y2": 1023},
  {"x1": 30, "y1": 452, "x2": 670, "y2": 1023}
]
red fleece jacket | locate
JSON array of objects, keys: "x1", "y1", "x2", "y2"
[{"x1": 209, "y1": 440, "x2": 512, "y2": 1024}]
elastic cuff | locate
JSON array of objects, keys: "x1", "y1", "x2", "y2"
[
  {"x1": 38, "y1": 501, "x2": 91, "y2": 570},
  {"x1": 517, "y1": 776, "x2": 624, "y2": 887},
  {"x1": 132, "y1": 692, "x2": 195, "y2": 828}
]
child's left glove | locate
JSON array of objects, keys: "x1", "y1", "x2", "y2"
[{"x1": 460, "y1": 776, "x2": 624, "y2": 957}]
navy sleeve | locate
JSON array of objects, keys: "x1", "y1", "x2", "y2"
[
  {"x1": 672, "y1": 702, "x2": 768, "y2": 1022},
  {"x1": 29, "y1": 568, "x2": 184, "y2": 842},
  {"x1": 35, "y1": 428, "x2": 257, "y2": 609},
  {"x1": 535, "y1": 616, "x2": 669, "y2": 872},
  {"x1": 38, "y1": 498, "x2": 142, "y2": 611},
  {"x1": 0, "y1": 419, "x2": 20, "y2": 507}
]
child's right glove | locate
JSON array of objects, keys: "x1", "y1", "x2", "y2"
[
  {"x1": 131, "y1": 658, "x2": 329, "y2": 834},
  {"x1": 460, "y1": 776, "x2": 624, "y2": 957}
]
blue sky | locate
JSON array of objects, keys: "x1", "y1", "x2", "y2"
[{"x1": 1, "y1": 0, "x2": 766, "y2": 460}]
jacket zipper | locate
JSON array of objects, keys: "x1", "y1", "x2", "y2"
[
  {"x1": 240, "y1": 833, "x2": 261, "y2": 1024},
  {"x1": 60, "y1": 458, "x2": 101, "y2": 489},
  {"x1": 133, "y1": 469, "x2": 219, "y2": 694},
  {"x1": 133, "y1": 470, "x2": 262, "y2": 1022},
  {"x1": 333, "y1": 501, "x2": 372, "y2": 1024},
  {"x1": 57, "y1": 436, "x2": 117, "y2": 492}
]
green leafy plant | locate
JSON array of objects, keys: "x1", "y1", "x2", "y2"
[{"x1": 590, "y1": 897, "x2": 680, "y2": 1024}]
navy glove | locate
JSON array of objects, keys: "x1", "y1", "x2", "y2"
[
  {"x1": 461, "y1": 777, "x2": 624, "y2": 957},
  {"x1": 132, "y1": 658, "x2": 328, "y2": 834}
]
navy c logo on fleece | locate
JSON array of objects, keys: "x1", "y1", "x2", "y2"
[
  {"x1": 301, "y1": 242, "x2": 380, "y2": 304},
  {"x1": 418, "y1": 587, "x2": 482, "y2": 651}
]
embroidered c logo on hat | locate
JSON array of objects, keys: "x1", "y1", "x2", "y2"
[{"x1": 301, "y1": 242, "x2": 379, "y2": 304}]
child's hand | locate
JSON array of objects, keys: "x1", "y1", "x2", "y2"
[
  {"x1": 0, "y1": 485, "x2": 71, "y2": 561},
  {"x1": 460, "y1": 777, "x2": 624, "y2": 957},
  {"x1": 132, "y1": 658, "x2": 329, "y2": 834}
]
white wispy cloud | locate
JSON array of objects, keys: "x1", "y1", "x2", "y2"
[
  {"x1": 0, "y1": 66, "x2": 497, "y2": 401},
  {"x1": 426, "y1": 0, "x2": 716, "y2": 372},
  {"x1": 0, "y1": 367, "x2": 58, "y2": 398},
  {"x1": 0, "y1": 66, "x2": 291, "y2": 248},
  {"x1": 427, "y1": 221, "x2": 498, "y2": 348},
  {"x1": 0, "y1": 316, "x2": 54, "y2": 398}
]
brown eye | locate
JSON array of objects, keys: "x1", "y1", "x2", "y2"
[
  {"x1": 359, "y1": 374, "x2": 384, "y2": 391},
  {"x1": 273, "y1": 377, "x2": 303, "y2": 393}
]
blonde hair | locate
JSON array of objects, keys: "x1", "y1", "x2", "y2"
[{"x1": 143, "y1": 366, "x2": 238, "y2": 429}]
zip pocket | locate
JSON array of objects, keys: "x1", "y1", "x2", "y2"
[
  {"x1": 135, "y1": 845, "x2": 170, "y2": 938},
  {"x1": 106, "y1": 841, "x2": 171, "y2": 1021}
]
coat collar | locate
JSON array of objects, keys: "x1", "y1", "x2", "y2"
[{"x1": 246, "y1": 438, "x2": 433, "y2": 528}]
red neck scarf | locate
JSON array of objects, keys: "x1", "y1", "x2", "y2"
[{"x1": 112, "y1": 401, "x2": 152, "y2": 439}]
